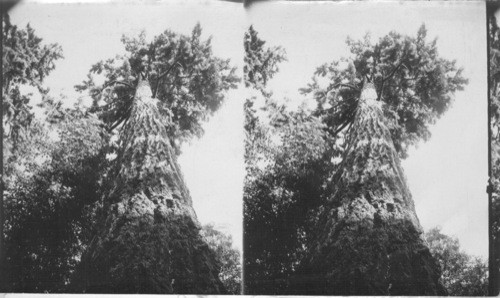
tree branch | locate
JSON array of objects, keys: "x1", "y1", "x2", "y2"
[
  {"x1": 108, "y1": 116, "x2": 126, "y2": 132},
  {"x1": 103, "y1": 80, "x2": 133, "y2": 90},
  {"x1": 108, "y1": 105, "x2": 133, "y2": 132},
  {"x1": 37, "y1": 44, "x2": 59, "y2": 69},
  {"x1": 331, "y1": 104, "x2": 357, "y2": 137},
  {"x1": 332, "y1": 83, "x2": 359, "y2": 91},
  {"x1": 153, "y1": 56, "x2": 184, "y2": 99},
  {"x1": 376, "y1": 51, "x2": 411, "y2": 101},
  {"x1": 377, "y1": 80, "x2": 385, "y2": 101},
  {"x1": 332, "y1": 119, "x2": 351, "y2": 136},
  {"x1": 381, "y1": 52, "x2": 407, "y2": 83}
]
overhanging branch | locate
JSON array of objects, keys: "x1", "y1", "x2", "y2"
[
  {"x1": 153, "y1": 56, "x2": 184, "y2": 99},
  {"x1": 377, "y1": 51, "x2": 409, "y2": 100},
  {"x1": 103, "y1": 80, "x2": 133, "y2": 89},
  {"x1": 332, "y1": 82, "x2": 359, "y2": 91}
]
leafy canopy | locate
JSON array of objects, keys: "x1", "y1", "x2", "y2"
[
  {"x1": 201, "y1": 224, "x2": 242, "y2": 295},
  {"x1": 3, "y1": 97, "x2": 110, "y2": 292},
  {"x1": 243, "y1": 26, "x2": 331, "y2": 294},
  {"x1": 244, "y1": 25, "x2": 286, "y2": 93},
  {"x1": 424, "y1": 227, "x2": 488, "y2": 296},
  {"x1": 76, "y1": 24, "x2": 239, "y2": 153},
  {"x1": 2, "y1": 13, "x2": 63, "y2": 148},
  {"x1": 301, "y1": 25, "x2": 468, "y2": 157}
]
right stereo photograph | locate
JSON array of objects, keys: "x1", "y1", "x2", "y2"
[{"x1": 243, "y1": 1, "x2": 493, "y2": 295}]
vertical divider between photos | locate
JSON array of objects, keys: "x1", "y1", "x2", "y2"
[{"x1": 487, "y1": 1, "x2": 500, "y2": 296}]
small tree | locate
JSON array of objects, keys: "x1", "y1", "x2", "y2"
[
  {"x1": 424, "y1": 227, "x2": 488, "y2": 296},
  {"x1": 201, "y1": 224, "x2": 242, "y2": 294}
]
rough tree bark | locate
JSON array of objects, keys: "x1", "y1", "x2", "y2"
[
  {"x1": 71, "y1": 76, "x2": 225, "y2": 294},
  {"x1": 290, "y1": 82, "x2": 446, "y2": 295}
]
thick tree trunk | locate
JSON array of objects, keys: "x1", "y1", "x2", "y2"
[
  {"x1": 290, "y1": 82, "x2": 446, "y2": 295},
  {"x1": 71, "y1": 78, "x2": 225, "y2": 294}
]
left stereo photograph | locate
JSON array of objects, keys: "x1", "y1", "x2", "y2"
[{"x1": 1, "y1": 1, "x2": 245, "y2": 294}]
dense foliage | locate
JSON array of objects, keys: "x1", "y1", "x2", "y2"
[
  {"x1": 243, "y1": 27, "x2": 329, "y2": 293},
  {"x1": 75, "y1": 24, "x2": 239, "y2": 154},
  {"x1": 489, "y1": 10, "x2": 500, "y2": 296},
  {"x1": 201, "y1": 224, "x2": 242, "y2": 294},
  {"x1": 301, "y1": 25, "x2": 467, "y2": 158},
  {"x1": 243, "y1": 25, "x2": 468, "y2": 294},
  {"x1": 243, "y1": 25, "x2": 286, "y2": 93},
  {"x1": 244, "y1": 101, "x2": 331, "y2": 293},
  {"x1": 3, "y1": 98, "x2": 109, "y2": 292},
  {"x1": 424, "y1": 227, "x2": 488, "y2": 296},
  {"x1": 2, "y1": 14, "x2": 68, "y2": 291},
  {"x1": 2, "y1": 13, "x2": 63, "y2": 148}
]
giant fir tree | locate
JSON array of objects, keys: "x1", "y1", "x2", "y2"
[
  {"x1": 71, "y1": 25, "x2": 238, "y2": 293},
  {"x1": 296, "y1": 25, "x2": 467, "y2": 295},
  {"x1": 293, "y1": 80, "x2": 446, "y2": 295}
]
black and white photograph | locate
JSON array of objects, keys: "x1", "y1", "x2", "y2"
[
  {"x1": 243, "y1": 1, "x2": 488, "y2": 295},
  {"x1": 0, "y1": 0, "x2": 498, "y2": 296},
  {"x1": 2, "y1": 0, "x2": 245, "y2": 294}
]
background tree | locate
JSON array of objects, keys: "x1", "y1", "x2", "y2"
[
  {"x1": 243, "y1": 26, "x2": 326, "y2": 293},
  {"x1": 2, "y1": 13, "x2": 62, "y2": 149},
  {"x1": 244, "y1": 100, "x2": 331, "y2": 294},
  {"x1": 488, "y1": 8, "x2": 500, "y2": 296},
  {"x1": 201, "y1": 224, "x2": 242, "y2": 294},
  {"x1": 424, "y1": 227, "x2": 488, "y2": 296},
  {"x1": 2, "y1": 96, "x2": 110, "y2": 292},
  {"x1": 243, "y1": 26, "x2": 347, "y2": 294},
  {"x1": 1, "y1": 13, "x2": 63, "y2": 290},
  {"x1": 243, "y1": 25, "x2": 286, "y2": 94}
]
